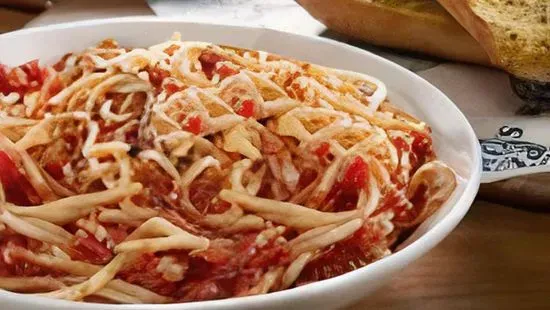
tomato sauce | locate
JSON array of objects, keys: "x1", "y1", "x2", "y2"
[
  {"x1": 0, "y1": 151, "x2": 41, "y2": 206},
  {"x1": 198, "y1": 51, "x2": 224, "y2": 80},
  {"x1": 296, "y1": 226, "x2": 380, "y2": 286},
  {"x1": 176, "y1": 233, "x2": 289, "y2": 301},
  {"x1": 323, "y1": 156, "x2": 368, "y2": 212},
  {"x1": 391, "y1": 136, "x2": 409, "y2": 158},
  {"x1": 72, "y1": 235, "x2": 113, "y2": 265},
  {"x1": 188, "y1": 172, "x2": 229, "y2": 215},
  {"x1": 236, "y1": 99, "x2": 255, "y2": 118},
  {"x1": 393, "y1": 183, "x2": 428, "y2": 225},
  {"x1": 217, "y1": 64, "x2": 238, "y2": 79},
  {"x1": 409, "y1": 131, "x2": 434, "y2": 171},
  {"x1": 146, "y1": 66, "x2": 170, "y2": 90},
  {"x1": 119, "y1": 253, "x2": 179, "y2": 296}
]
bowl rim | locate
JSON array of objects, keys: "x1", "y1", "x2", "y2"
[{"x1": 0, "y1": 16, "x2": 482, "y2": 309}]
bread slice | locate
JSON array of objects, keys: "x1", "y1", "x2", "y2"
[
  {"x1": 297, "y1": 0, "x2": 491, "y2": 65},
  {"x1": 437, "y1": 0, "x2": 550, "y2": 82}
]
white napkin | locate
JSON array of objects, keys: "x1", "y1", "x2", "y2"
[{"x1": 147, "y1": 0, "x2": 325, "y2": 36}]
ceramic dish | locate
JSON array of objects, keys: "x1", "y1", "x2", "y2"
[{"x1": 0, "y1": 17, "x2": 481, "y2": 310}]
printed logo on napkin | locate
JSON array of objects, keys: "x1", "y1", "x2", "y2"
[{"x1": 472, "y1": 117, "x2": 550, "y2": 183}]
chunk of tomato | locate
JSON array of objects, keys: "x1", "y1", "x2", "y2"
[
  {"x1": 184, "y1": 116, "x2": 203, "y2": 135},
  {"x1": 164, "y1": 83, "x2": 182, "y2": 97},
  {"x1": 237, "y1": 99, "x2": 255, "y2": 118},
  {"x1": 217, "y1": 64, "x2": 239, "y2": 79}
]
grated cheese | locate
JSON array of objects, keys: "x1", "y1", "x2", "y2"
[{"x1": 0, "y1": 92, "x2": 20, "y2": 105}]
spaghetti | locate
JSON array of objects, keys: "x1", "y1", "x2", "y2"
[{"x1": 0, "y1": 33, "x2": 457, "y2": 303}]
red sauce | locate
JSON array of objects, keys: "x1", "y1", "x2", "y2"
[
  {"x1": 20, "y1": 60, "x2": 44, "y2": 85},
  {"x1": 210, "y1": 200, "x2": 232, "y2": 214},
  {"x1": 189, "y1": 177, "x2": 225, "y2": 215},
  {"x1": 133, "y1": 161, "x2": 175, "y2": 197},
  {"x1": 198, "y1": 51, "x2": 224, "y2": 80},
  {"x1": 320, "y1": 156, "x2": 369, "y2": 212},
  {"x1": 147, "y1": 66, "x2": 170, "y2": 89},
  {"x1": 341, "y1": 156, "x2": 368, "y2": 190},
  {"x1": 314, "y1": 142, "x2": 330, "y2": 159},
  {"x1": 52, "y1": 53, "x2": 72, "y2": 72},
  {"x1": 71, "y1": 234, "x2": 113, "y2": 265},
  {"x1": 164, "y1": 83, "x2": 182, "y2": 97},
  {"x1": 393, "y1": 183, "x2": 428, "y2": 224},
  {"x1": 0, "y1": 151, "x2": 41, "y2": 206},
  {"x1": 44, "y1": 161, "x2": 65, "y2": 180},
  {"x1": 372, "y1": 183, "x2": 428, "y2": 225},
  {"x1": 410, "y1": 131, "x2": 433, "y2": 170},
  {"x1": 297, "y1": 168, "x2": 317, "y2": 189},
  {"x1": 325, "y1": 182, "x2": 359, "y2": 212},
  {"x1": 179, "y1": 279, "x2": 227, "y2": 301},
  {"x1": 372, "y1": 188, "x2": 404, "y2": 217},
  {"x1": 296, "y1": 226, "x2": 379, "y2": 286},
  {"x1": 391, "y1": 136, "x2": 409, "y2": 158},
  {"x1": 0, "y1": 64, "x2": 11, "y2": 95},
  {"x1": 0, "y1": 235, "x2": 55, "y2": 277},
  {"x1": 64, "y1": 134, "x2": 79, "y2": 151},
  {"x1": 98, "y1": 119, "x2": 125, "y2": 136},
  {"x1": 193, "y1": 244, "x2": 234, "y2": 265},
  {"x1": 0, "y1": 60, "x2": 46, "y2": 96},
  {"x1": 119, "y1": 253, "x2": 179, "y2": 296},
  {"x1": 46, "y1": 76, "x2": 64, "y2": 99},
  {"x1": 124, "y1": 124, "x2": 140, "y2": 145},
  {"x1": 260, "y1": 130, "x2": 284, "y2": 154},
  {"x1": 178, "y1": 233, "x2": 289, "y2": 301}
]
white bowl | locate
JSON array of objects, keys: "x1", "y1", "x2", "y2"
[{"x1": 0, "y1": 17, "x2": 481, "y2": 310}]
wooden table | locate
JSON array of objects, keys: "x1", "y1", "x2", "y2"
[{"x1": 3, "y1": 2, "x2": 550, "y2": 309}]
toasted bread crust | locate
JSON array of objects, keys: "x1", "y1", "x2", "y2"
[
  {"x1": 297, "y1": 0, "x2": 490, "y2": 65},
  {"x1": 437, "y1": 0, "x2": 550, "y2": 82}
]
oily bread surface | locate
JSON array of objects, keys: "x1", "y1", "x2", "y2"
[
  {"x1": 437, "y1": 0, "x2": 550, "y2": 82},
  {"x1": 297, "y1": 0, "x2": 490, "y2": 65}
]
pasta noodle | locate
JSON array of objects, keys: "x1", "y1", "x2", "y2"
[
  {"x1": 0, "y1": 34, "x2": 457, "y2": 304},
  {"x1": 114, "y1": 234, "x2": 209, "y2": 254}
]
